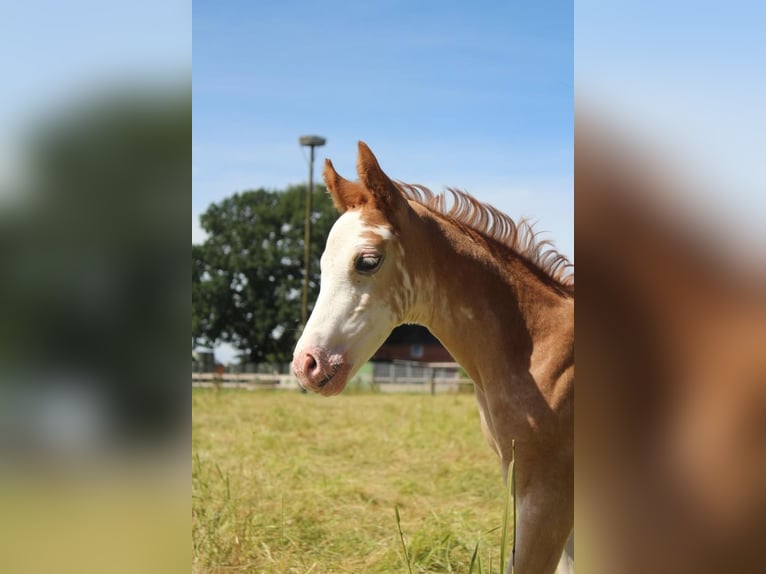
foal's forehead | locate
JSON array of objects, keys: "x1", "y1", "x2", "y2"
[{"x1": 328, "y1": 210, "x2": 394, "y2": 249}]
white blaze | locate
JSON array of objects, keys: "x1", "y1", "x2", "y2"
[{"x1": 295, "y1": 210, "x2": 402, "y2": 379}]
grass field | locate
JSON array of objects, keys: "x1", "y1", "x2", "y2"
[{"x1": 192, "y1": 389, "x2": 511, "y2": 573}]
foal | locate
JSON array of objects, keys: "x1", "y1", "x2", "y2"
[{"x1": 292, "y1": 142, "x2": 574, "y2": 574}]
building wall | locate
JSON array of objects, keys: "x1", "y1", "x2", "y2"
[{"x1": 372, "y1": 343, "x2": 453, "y2": 363}]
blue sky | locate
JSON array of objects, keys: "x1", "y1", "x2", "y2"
[{"x1": 193, "y1": 0, "x2": 573, "y2": 259}]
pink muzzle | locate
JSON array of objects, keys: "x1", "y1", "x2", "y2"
[{"x1": 291, "y1": 346, "x2": 351, "y2": 396}]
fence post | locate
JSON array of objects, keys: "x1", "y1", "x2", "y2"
[
  {"x1": 214, "y1": 364, "x2": 224, "y2": 391},
  {"x1": 429, "y1": 367, "x2": 435, "y2": 396}
]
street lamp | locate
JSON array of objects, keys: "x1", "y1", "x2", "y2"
[{"x1": 298, "y1": 135, "x2": 326, "y2": 327}]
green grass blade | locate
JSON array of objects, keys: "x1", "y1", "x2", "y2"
[
  {"x1": 468, "y1": 539, "x2": 480, "y2": 574},
  {"x1": 500, "y1": 439, "x2": 517, "y2": 574},
  {"x1": 500, "y1": 466, "x2": 511, "y2": 569},
  {"x1": 511, "y1": 439, "x2": 517, "y2": 574},
  {"x1": 281, "y1": 495, "x2": 286, "y2": 574},
  {"x1": 394, "y1": 506, "x2": 414, "y2": 574}
]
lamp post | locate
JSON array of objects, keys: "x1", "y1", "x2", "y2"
[{"x1": 298, "y1": 135, "x2": 326, "y2": 327}]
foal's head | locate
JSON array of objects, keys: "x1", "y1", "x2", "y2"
[{"x1": 292, "y1": 142, "x2": 419, "y2": 395}]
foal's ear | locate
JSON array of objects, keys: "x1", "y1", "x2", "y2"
[
  {"x1": 356, "y1": 141, "x2": 409, "y2": 218},
  {"x1": 323, "y1": 158, "x2": 369, "y2": 213}
]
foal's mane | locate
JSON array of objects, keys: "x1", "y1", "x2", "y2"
[{"x1": 394, "y1": 182, "x2": 574, "y2": 294}]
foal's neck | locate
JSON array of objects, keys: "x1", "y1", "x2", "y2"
[{"x1": 405, "y1": 206, "x2": 573, "y2": 394}]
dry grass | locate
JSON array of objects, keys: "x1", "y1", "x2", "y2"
[{"x1": 192, "y1": 389, "x2": 510, "y2": 573}]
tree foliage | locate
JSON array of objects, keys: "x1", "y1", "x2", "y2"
[{"x1": 192, "y1": 185, "x2": 338, "y2": 363}]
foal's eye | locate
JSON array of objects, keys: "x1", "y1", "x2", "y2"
[{"x1": 354, "y1": 253, "x2": 383, "y2": 274}]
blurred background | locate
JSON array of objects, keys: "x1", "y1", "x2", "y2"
[{"x1": 0, "y1": 1, "x2": 189, "y2": 573}]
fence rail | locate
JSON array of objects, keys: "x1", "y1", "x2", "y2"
[{"x1": 191, "y1": 371, "x2": 474, "y2": 394}]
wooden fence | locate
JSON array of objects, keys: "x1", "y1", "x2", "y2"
[{"x1": 191, "y1": 370, "x2": 474, "y2": 395}]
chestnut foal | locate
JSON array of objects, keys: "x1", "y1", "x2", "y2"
[{"x1": 293, "y1": 142, "x2": 574, "y2": 574}]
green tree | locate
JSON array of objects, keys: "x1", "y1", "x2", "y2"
[{"x1": 192, "y1": 185, "x2": 338, "y2": 363}]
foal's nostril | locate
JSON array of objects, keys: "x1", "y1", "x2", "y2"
[{"x1": 303, "y1": 352, "x2": 318, "y2": 375}]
